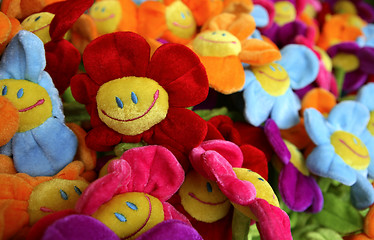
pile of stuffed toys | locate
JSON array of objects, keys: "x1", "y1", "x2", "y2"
[{"x1": 1, "y1": 0, "x2": 374, "y2": 239}]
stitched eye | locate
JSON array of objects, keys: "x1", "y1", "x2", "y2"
[
  {"x1": 60, "y1": 189, "x2": 68, "y2": 200},
  {"x1": 206, "y1": 182, "x2": 213, "y2": 192},
  {"x1": 35, "y1": 16, "x2": 41, "y2": 21},
  {"x1": 74, "y1": 186, "x2": 82, "y2": 195},
  {"x1": 116, "y1": 96, "x2": 124, "y2": 109},
  {"x1": 2, "y1": 86, "x2": 7, "y2": 96},
  {"x1": 270, "y1": 65, "x2": 276, "y2": 71},
  {"x1": 126, "y1": 201, "x2": 138, "y2": 210},
  {"x1": 258, "y1": 178, "x2": 264, "y2": 181},
  {"x1": 101, "y1": 7, "x2": 106, "y2": 12},
  {"x1": 277, "y1": 65, "x2": 282, "y2": 71},
  {"x1": 212, "y1": 32, "x2": 216, "y2": 35},
  {"x1": 17, "y1": 88, "x2": 24, "y2": 98},
  {"x1": 131, "y1": 92, "x2": 138, "y2": 104},
  {"x1": 114, "y1": 212, "x2": 127, "y2": 222},
  {"x1": 181, "y1": 12, "x2": 186, "y2": 19},
  {"x1": 222, "y1": 33, "x2": 226, "y2": 36}
]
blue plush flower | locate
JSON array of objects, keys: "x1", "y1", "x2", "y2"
[
  {"x1": 242, "y1": 44, "x2": 319, "y2": 129},
  {"x1": 304, "y1": 100, "x2": 374, "y2": 209},
  {"x1": 0, "y1": 30, "x2": 77, "y2": 176}
]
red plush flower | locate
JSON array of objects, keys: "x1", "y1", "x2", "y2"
[{"x1": 71, "y1": 31, "x2": 209, "y2": 169}]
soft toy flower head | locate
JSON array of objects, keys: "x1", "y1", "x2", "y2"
[
  {"x1": 0, "y1": 30, "x2": 78, "y2": 177},
  {"x1": 0, "y1": 11, "x2": 21, "y2": 56},
  {"x1": 75, "y1": 145, "x2": 187, "y2": 239},
  {"x1": 70, "y1": 31, "x2": 208, "y2": 170}
]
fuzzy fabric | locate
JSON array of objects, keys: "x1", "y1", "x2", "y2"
[{"x1": 0, "y1": 11, "x2": 21, "y2": 55}]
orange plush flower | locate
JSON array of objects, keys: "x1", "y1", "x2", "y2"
[
  {"x1": 0, "y1": 12, "x2": 21, "y2": 55},
  {"x1": 191, "y1": 12, "x2": 281, "y2": 94}
]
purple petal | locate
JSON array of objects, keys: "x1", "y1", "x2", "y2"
[
  {"x1": 326, "y1": 42, "x2": 360, "y2": 57},
  {"x1": 358, "y1": 47, "x2": 374, "y2": 75},
  {"x1": 343, "y1": 70, "x2": 368, "y2": 93},
  {"x1": 264, "y1": 119, "x2": 291, "y2": 165}
]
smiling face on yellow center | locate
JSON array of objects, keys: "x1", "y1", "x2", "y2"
[
  {"x1": 1, "y1": 80, "x2": 52, "y2": 132},
  {"x1": 96, "y1": 77, "x2": 169, "y2": 136},
  {"x1": 367, "y1": 111, "x2": 374, "y2": 136},
  {"x1": 178, "y1": 170, "x2": 231, "y2": 223},
  {"x1": 89, "y1": 0, "x2": 122, "y2": 35},
  {"x1": 274, "y1": 1, "x2": 296, "y2": 26},
  {"x1": 28, "y1": 179, "x2": 88, "y2": 225},
  {"x1": 21, "y1": 12, "x2": 55, "y2": 44},
  {"x1": 92, "y1": 192, "x2": 164, "y2": 239},
  {"x1": 330, "y1": 130, "x2": 370, "y2": 170},
  {"x1": 251, "y1": 63, "x2": 290, "y2": 97},
  {"x1": 165, "y1": 1, "x2": 196, "y2": 39},
  {"x1": 192, "y1": 30, "x2": 242, "y2": 57},
  {"x1": 232, "y1": 168, "x2": 279, "y2": 221}
]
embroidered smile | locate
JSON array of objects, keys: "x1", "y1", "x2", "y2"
[
  {"x1": 339, "y1": 139, "x2": 369, "y2": 158},
  {"x1": 32, "y1": 24, "x2": 50, "y2": 33},
  {"x1": 188, "y1": 192, "x2": 228, "y2": 206},
  {"x1": 18, "y1": 99, "x2": 45, "y2": 112},
  {"x1": 40, "y1": 206, "x2": 54, "y2": 213},
  {"x1": 258, "y1": 71, "x2": 288, "y2": 82},
  {"x1": 199, "y1": 35, "x2": 237, "y2": 44},
  {"x1": 124, "y1": 195, "x2": 152, "y2": 239},
  {"x1": 102, "y1": 90, "x2": 159, "y2": 122},
  {"x1": 173, "y1": 22, "x2": 192, "y2": 29},
  {"x1": 91, "y1": 14, "x2": 115, "y2": 22}
]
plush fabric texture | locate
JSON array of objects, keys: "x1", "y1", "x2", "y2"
[
  {"x1": 0, "y1": 12, "x2": 21, "y2": 55},
  {"x1": 182, "y1": 0, "x2": 223, "y2": 26},
  {"x1": 191, "y1": 12, "x2": 281, "y2": 94},
  {"x1": 42, "y1": 214, "x2": 120, "y2": 240},
  {"x1": 0, "y1": 0, "x2": 48, "y2": 20},
  {"x1": 243, "y1": 44, "x2": 319, "y2": 129},
  {"x1": 70, "y1": 31, "x2": 208, "y2": 170},
  {"x1": 87, "y1": 0, "x2": 137, "y2": 36},
  {"x1": 304, "y1": 100, "x2": 374, "y2": 209},
  {"x1": 0, "y1": 30, "x2": 78, "y2": 176},
  {"x1": 0, "y1": 96, "x2": 19, "y2": 146},
  {"x1": 137, "y1": 0, "x2": 197, "y2": 44},
  {"x1": 70, "y1": 14, "x2": 99, "y2": 54},
  {"x1": 136, "y1": 220, "x2": 203, "y2": 240},
  {"x1": 76, "y1": 146, "x2": 187, "y2": 239}
]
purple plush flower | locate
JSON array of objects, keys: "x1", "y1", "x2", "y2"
[
  {"x1": 325, "y1": 0, "x2": 374, "y2": 23},
  {"x1": 264, "y1": 119, "x2": 323, "y2": 213},
  {"x1": 327, "y1": 42, "x2": 374, "y2": 94}
]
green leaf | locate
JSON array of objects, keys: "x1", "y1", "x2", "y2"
[{"x1": 313, "y1": 193, "x2": 363, "y2": 234}]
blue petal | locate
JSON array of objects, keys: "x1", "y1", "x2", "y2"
[
  {"x1": 270, "y1": 89, "x2": 301, "y2": 129},
  {"x1": 327, "y1": 101, "x2": 370, "y2": 135},
  {"x1": 242, "y1": 65, "x2": 256, "y2": 89},
  {"x1": 357, "y1": 83, "x2": 374, "y2": 111},
  {"x1": 278, "y1": 44, "x2": 319, "y2": 90},
  {"x1": 243, "y1": 81, "x2": 275, "y2": 126},
  {"x1": 350, "y1": 173, "x2": 374, "y2": 209},
  {"x1": 251, "y1": 5, "x2": 269, "y2": 28},
  {"x1": 361, "y1": 130, "x2": 374, "y2": 178},
  {"x1": 0, "y1": 31, "x2": 46, "y2": 82},
  {"x1": 303, "y1": 108, "x2": 332, "y2": 145},
  {"x1": 307, "y1": 145, "x2": 357, "y2": 186},
  {"x1": 12, "y1": 118, "x2": 78, "y2": 176},
  {"x1": 362, "y1": 24, "x2": 374, "y2": 47}
]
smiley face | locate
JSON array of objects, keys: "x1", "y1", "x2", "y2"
[
  {"x1": 330, "y1": 130, "x2": 370, "y2": 170},
  {"x1": 232, "y1": 168, "x2": 279, "y2": 221},
  {"x1": 251, "y1": 63, "x2": 290, "y2": 97},
  {"x1": 1, "y1": 80, "x2": 53, "y2": 132},
  {"x1": 165, "y1": 1, "x2": 196, "y2": 39},
  {"x1": 96, "y1": 77, "x2": 169, "y2": 136},
  {"x1": 88, "y1": 0, "x2": 122, "y2": 35},
  {"x1": 28, "y1": 179, "x2": 88, "y2": 225},
  {"x1": 274, "y1": 1, "x2": 296, "y2": 26},
  {"x1": 178, "y1": 170, "x2": 231, "y2": 223},
  {"x1": 92, "y1": 192, "x2": 164, "y2": 239},
  {"x1": 21, "y1": 12, "x2": 55, "y2": 44},
  {"x1": 192, "y1": 30, "x2": 242, "y2": 57},
  {"x1": 367, "y1": 111, "x2": 374, "y2": 136}
]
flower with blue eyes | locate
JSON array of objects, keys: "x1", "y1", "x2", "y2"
[
  {"x1": 242, "y1": 44, "x2": 319, "y2": 129},
  {"x1": 304, "y1": 100, "x2": 374, "y2": 209}
]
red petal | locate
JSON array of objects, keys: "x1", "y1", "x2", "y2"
[
  {"x1": 147, "y1": 43, "x2": 209, "y2": 107},
  {"x1": 145, "y1": 108, "x2": 208, "y2": 156},
  {"x1": 85, "y1": 125, "x2": 123, "y2": 151},
  {"x1": 70, "y1": 73, "x2": 100, "y2": 104},
  {"x1": 83, "y1": 32, "x2": 150, "y2": 85},
  {"x1": 240, "y1": 144, "x2": 268, "y2": 180}
]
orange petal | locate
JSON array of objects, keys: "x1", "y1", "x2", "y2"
[
  {"x1": 344, "y1": 234, "x2": 372, "y2": 240},
  {"x1": 239, "y1": 38, "x2": 281, "y2": 65},
  {"x1": 0, "y1": 155, "x2": 16, "y2": 174},
  {"x1": 223, "y1": 0, "x2": 253, "y2": 12},
  {"x1": 116, "y1": 0, "x2": 137, "y2": 33},
  {"x1": 301, "y1": 88, "x2": 337, "y2": 115},
  {"x1": 200, "y1": 55, "x2": 245, "y2": 94},
  {"x1": 137, "y1": 1, "x2": 167, "y2": 39},
  {"x1": 0, "y1": 174, "x2": 33, "y2": 201},
  {"x1": 0, "y1": 96, "x2": 19, "y2": 146},
  {"x1": 280, "y1": 118, "x2": 312, "y2": 150},
  {"x1": 182, "y1": 0, "x2": 223, "y2": 26},
  {"x1": 71, "y1": 14, "x2": 99, "y2": 54},
  {"x1": 0, "y1": 199, "x2": 29, "y2": 240},
  {"x1": 364, "y1": 204, "x2": 374, "y2": 237}
]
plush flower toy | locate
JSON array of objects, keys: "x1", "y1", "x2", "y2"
[
  {"x1": 0, "y1": 11, "x2": 21, "y2": 56},
  {"x1": 70, "y1": 31, "x2": 209, "y2": 170},
  {"x1": 0, "y1": 30, "x2": 78, "y2": 177},
  {"x1": 191, "y1": 12, "x2": 282, "y2": 94},
  {"x1": 242, "y1": 43, "x2": 319, "y2": 129},
  {"x1": 75, "y1": 145, "x2": 188, "y2": 239}
]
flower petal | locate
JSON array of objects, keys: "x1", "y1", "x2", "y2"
[
  {"x1": 343, "y1": 70, "x2": 368, "y2": 94},
  {"x1": 358, "y1": 47, "x2": 374, "y2": 75},
  {"x1": 350, "y1": 173, "x2": 374, "y2": 209},
  {"x1": 83, "y1": 32, "x2": 150, "y2": 86},
  {"x1": 264, "y1": 119, "x2": 290, "y2": 165},
  {"x1": 243, "y1": 81, "x2": 275, "y2": 126},
  {"x1": 357, "y1": 82, "x2": 374, "y2": 111},
  {"x1": 85, "y1": 124, "x2": 123, "y2": 152},
  {"x1": 278, "y1": 44, "x2": 319, "y2": 90},
  {"x1": 327, "y1": 101, "x2": 370, "y2": 135},
  {"x1": 239, "y1": 38, "x2": 281, "y2": 65},
  {"x1": 271, "y1": 89, "x2": 301, "y2": 129},
  {"x1": 304, "y1": 107, "x2": 332, "y2": 145},
  {"x1": 307, "y1": 145, "x2": 357, "y2": 186},
  {"x1": 146, "y1": 43, "x2": 209, "y2": 106}
]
